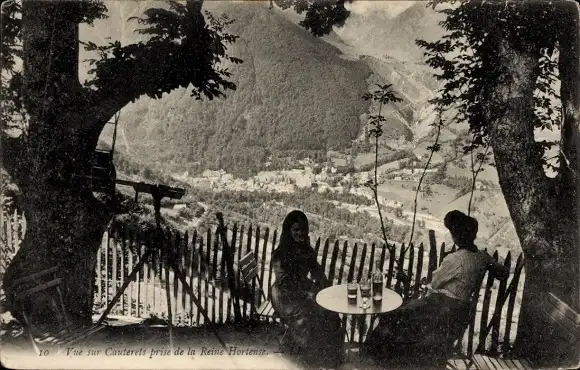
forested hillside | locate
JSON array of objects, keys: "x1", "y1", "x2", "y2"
[{"x1": 88, "y1": 1, "x2": 373, "y2": 177}]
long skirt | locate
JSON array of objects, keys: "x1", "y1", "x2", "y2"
[
  {"x1": 364, "y1": 293, "x2": 471, "y2": 367},
  {"x1": 271, "y1": 280, "x2": 345, "y2": 367}
]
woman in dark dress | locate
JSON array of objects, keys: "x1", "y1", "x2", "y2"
[
  {"x1": 364, "y1": 210, "x2": 509, "y2": 367},
  {"x1": 270, "y1": 210, "x2": 345, "y2": 368}
]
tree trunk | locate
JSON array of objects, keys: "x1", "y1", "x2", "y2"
[
  {"x1": 4, "y1": 186, "x2": 110, "y2": 324},
  {"x1": 486, "y1": 13, "x2": 580, "y2": 365},
  {"x1": 3, "y1": 116, "x2": 113, "y2": 323},
  {"x1": 2, "y1": 1, "x2": 114, "y2": 324},
  {"x1": 557, "y1": 0, "x2": 580, "y2": 313}
]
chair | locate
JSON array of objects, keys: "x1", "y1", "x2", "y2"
[
  {"x1": 238, "y1": 251, "x2": 289, "y2": 348},
  {"x1": 10, "y1": 266, "x2": 106, "y2": 355},
  {"x1": 444, "y1": 276, "x2": 488, "y2": 370},
  {"x1": 238, "y1": 251, "x2": 269, "y2": 317}
]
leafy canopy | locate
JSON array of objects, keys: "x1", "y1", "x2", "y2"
[
  {"x1": 82, "y1": 0, "x2": 241, "y2": 102},
  {"x1": 273, "y1": 0, "x2": 351, "y2": 37},
  {"x1": 416, "y1": 0, "x2": 562, "y2": 170},
  {"x1": 1, "y1": 0, "x2": 241, "y2": 135}
]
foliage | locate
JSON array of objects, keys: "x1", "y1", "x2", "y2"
[
  {"x1": 361, "y1": 84, "x2": 421, "y2": 292},
  {"x1": 362, "y1": 84, "x2": 403, "y2": 248},
  {"x1": 416, "y1": 0, "x2": 562, "y2": 171},
  {"x1": 0, "y1": 1, "x2": 25, "y2": 133},
  {"x1": 273, "y1": 0, "x2": 351, "y2": 37},
  {"x1": 81, "y1": 0, "x2": 239, "y2": 102},
  {"x1": 1, "y1": 0, "x2": 242, "y2": 187},
  {"x1": 466, "y1": 135, "x2": 492, "y2": 215}
]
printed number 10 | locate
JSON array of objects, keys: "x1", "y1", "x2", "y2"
[{"x1": 39, "y1": 349, "x2": 49, "y2": 356}]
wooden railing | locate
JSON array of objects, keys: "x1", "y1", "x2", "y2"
[
  {"x1": 1, "y1": 211, "x2": 525, "y2": 355},
  {"x1": 0, "y1": 210, "x2": 24, "y2": 282}
]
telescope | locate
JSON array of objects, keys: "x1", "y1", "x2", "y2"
[{"x1": 115, "y1": 179, "x2": 185, "y2": 204}]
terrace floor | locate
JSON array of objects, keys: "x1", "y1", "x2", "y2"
[{"x1": 0, "y1": 317, "x2": 380, "y2": 369}]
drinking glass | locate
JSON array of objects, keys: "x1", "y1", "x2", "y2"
[
  {"x1": 359, "y1": 278, "x2": 371, "y2": 309},
  {"x1": 347, "y1": 281, "x2": 358, "y2": 301}
]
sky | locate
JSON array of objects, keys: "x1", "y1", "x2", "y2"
[{"x1": 344, "y1": 0, "x2": 417, "y2": 17}]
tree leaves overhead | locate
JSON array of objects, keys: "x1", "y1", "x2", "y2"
[
  {"x1": 417, "y1": 0, "x2": 562, "y2": 166},
  {"x1": 75, "y1": 0, "x2": 108, "y2": 25},
  {"x1": 274, "y1": 0, "x2": 352, "y2": 37},
  {"x1": 2, "y1": 0, "x2": 241, "y2": 136},
  {"x1": 0, "y1": 1, "x2": 25, "y2": 132},
  {"x1": 83, "y1": 0, "x2": 240, "y2": 102}
]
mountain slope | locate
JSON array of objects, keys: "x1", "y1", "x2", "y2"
[
  {"x1": 333, "y1": 2, "x2": 445, "y2": 63},
  {"x1": 85, "y1": 1, "x2": 374, "y2": 176}
]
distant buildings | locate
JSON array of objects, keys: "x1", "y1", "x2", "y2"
[
  {"x1": 202, "y1": 169, "x2": 225, "y2": 178},
  {"x1": 475, "y1": 181, "x2": 489, "y2": 190}
]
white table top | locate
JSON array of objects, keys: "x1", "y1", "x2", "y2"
[{"x1": 316, "y1": 284, "x2": 403, "y2": 315}]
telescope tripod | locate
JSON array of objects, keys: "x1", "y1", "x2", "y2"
[{"x1": 95, "y1": 185, "x2": 227, "y2": 351}]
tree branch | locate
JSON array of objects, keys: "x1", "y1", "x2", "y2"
[
  {"x1": 409, "y1": 118, "x2": 441, "y2": 246},
  {"x1": 79, "y1": 0, "x2": 237, "y2": 135}
]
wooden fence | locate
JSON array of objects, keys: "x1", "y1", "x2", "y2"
[
  {"x1": 1, "y1": 210, "x2": 525, "y2": 356},
  {"x1": 0, "y1": 210, "x2": 24, "y2": 281}
]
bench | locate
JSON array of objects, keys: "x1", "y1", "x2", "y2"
[
  {"x1": 525, "y1": 292, "x2": 580, "y2": 368},
  {"x1": 449, "y1": 292, "x2": 580, "y2": 370},
  {"x1": 10, "y1": 267, "x2": 106, "y2": 354},
  {"x1": 239, "y1": 251, "x2": 288, "y2": 347},
  {"x1": 448, "y1": 355, "x2": 532, "y2": 369}
]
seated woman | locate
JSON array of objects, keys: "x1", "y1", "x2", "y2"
[
  {"x1": 270, "y1": 210, "x2": 345, "y2": 368},
  {"x1": 364, "y1": 210, "x2": 509, "y2": 367}
]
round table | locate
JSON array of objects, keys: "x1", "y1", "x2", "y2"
[
  {"x1": 316, "y1": 284, "x2": 403, "y2": 357},
  {"x1": 316, "y1": 284, "x2": 403, "y2": 315}
]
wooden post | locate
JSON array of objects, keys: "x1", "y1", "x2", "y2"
[
  {"x1": 266, "y1": 229, "x2": 277, "y2": 304},
  {"x1": 503, "y1": 254, "x2": 524, "y2": 353},
  {"x1": 406, "y1": 243, "x2": 415, "y2": 297},
  {"x1": 204, "y1": 228, "x2": 211, "y2": 323},
  {"x1": 328, "y1": 240, "x2": 340, "y2": 283},
  {"x1": 357, "y1": 243, "x2": 368, "y2": 280},
  {"x1": 479, "y1": 264, "x2": 496, "y2": 351},
  {"x1": 395, "y1": 243, "x2": 406, "y2": 295},
  {"x1": 196, "y1": 236, "x2": 204, "y2": 324},
  {"x1": 491, "y1": 251, "x2": 506, "y2": 353},
  {"x1": 127, "y1": 230, "x2": 134, "y2": 317},
  {"x1": 259, "y1": 228, "x2": 268, "y2": 296},
  {"x1": 414, "y1": 243, "x2": 424, "y2": 297},
  {"x1": 164, "y1": 244, "x2": 174, "y2": 353},
  {"x1": 120, "y1": 229, "x2": 127, "y2": 315},
  {"x1": 321, "y1": 238, "x2": 331, "y2": 271},
  {"x1": 338, "y1": 241, "x2": 348, "y2": 284},
  {"x1": 180, "y1": 231, "x2": 187, "y2": 325},
  {"x1": 112, "y1": 229, "x2": 118, "y2": 314},
  {"x1": 237, "y1": 225, "x2": 246, "y2": 319},
  {"x1": 386, "y1": 244, "x2": 396, "y2": 288},
  {"x1": 314, "y1": 237, "x2": 321, "y2": 255},
  {"x1": 427, "y1": 230, "x2": 437, "y2": 282},
  {"x1": 188, "y1": 230, "x2": 198, "y2": 325},
  {"x1": 97, "y1": 236, "x2": 102, "y2": 309},
  {"x1": 215, "y1": 214, "x2": 242, "y2": 322},
  {"x1": 211, "y1": 232, "x2": 219, "y2": 323}
]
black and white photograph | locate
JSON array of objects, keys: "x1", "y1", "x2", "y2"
[{"x1": 0, "y1": 0, "x2": 579, "y2": 369}]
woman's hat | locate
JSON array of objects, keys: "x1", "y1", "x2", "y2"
[{"x1": 444, "y1": 210, "x2": 478, "y2": 243}]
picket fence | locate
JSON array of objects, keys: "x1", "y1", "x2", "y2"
[{"x1": 0, "y1": 210, "x2": 525, "y2": 355}]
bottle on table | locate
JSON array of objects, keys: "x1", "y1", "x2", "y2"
[{"x1": 372, "y1": 260, "x2": 383, "y2": 302}]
